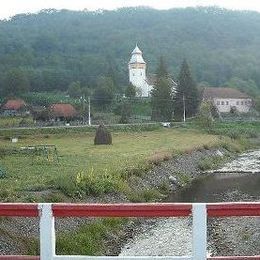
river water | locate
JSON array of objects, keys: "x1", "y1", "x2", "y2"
[{"x1": 120, "y1": 150, "x2": 260, "y2": 256}]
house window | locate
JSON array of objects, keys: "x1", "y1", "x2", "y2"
[
  {"x1": 133, "y1": 73, "x2": 135, "y2": 76},
  {"x1": 217, "y1": 101, "x2": 220, "y2": 105},
  {"x1": 241, "y1": 101, "x2": 244, "y2": 105},
  {"x1": 226, "y1": 101, "x2": 229, "y2": 105},
  {"x1": 236, "y1": 101, "x2": 239, "y2": 105},
  {"x1": 140, "y1": 72, "x2": 142, "y2": 76},
  {"x1": 221, "y1": 101, "x2": 225, "y2": 105}
]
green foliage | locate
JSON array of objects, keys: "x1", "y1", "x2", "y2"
[
  {"x1": 3, "y1": 68, "x2": 30, "y2": 97},
  {"x1": 196, "y1": 101, "x2": 214, "y2": 129},
  {"x1": 198, "y1": 156, "x2": 224, "y2": 171},
  {"x1": 28, "y1": 218, "x2": 127, "y2": 256},
  {"x1": 0, "y1": 166, "x2": 7, "y2": 179},
  {"x1": 67, "y1": 81, "x2": 82, "y2": 98},
  {"x1": 125, "y1": 84, "x2": 136, "y2": 98},
  {"x1": 151, "y1": 57, "x2": 174, "y2": 121},
  {"x1": 128, "y1": 188, "x2": 162, "y2": 202},
  {"x1": 0, "y1": 7, "x2": 260, "y2": 97},
  {"x1": 175, "y1": 60, "x2": 199, "y2": 120},
  {"x1": 255, "y1": 96, "x2": 260, "y2": 112},
  {"x1": 119, "y1": 101, "x2": 132, "y2": 124},
  {"x1": 22, "y1": 92, "x2": 76, "y2": 106},
  {"x1": 93, "y1": 76, "x2": 115, "y2": 109}
]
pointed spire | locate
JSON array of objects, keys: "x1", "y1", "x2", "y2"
[{"x1": 132, "y1": 44, "x2": 142, "y2": 55}]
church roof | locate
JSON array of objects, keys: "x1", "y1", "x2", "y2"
[
  {"x1": 132, "y1": 45, "x2": 142, "y2": 55},
  {"x1": 129, "y1": 45, "x2": 146, "y2": 64},
  {"x1": 146, "y1": 74, "x2": 178, "y2": 87}
]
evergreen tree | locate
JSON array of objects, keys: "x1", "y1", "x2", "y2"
[
  {"x1": 67, "y1": 81, "x2": 82, "y2": 98},
  {"x1": 3, "y1": 68, "x2": 30, "y2": 97},
  {"x1": 125, "y1": 84, "x2": 136, "y2": 99},
  {"x1": 174, "y1": 60, "x2": 199, "y2": 121},
  {"x1": 151, "y1": 57, "x2": 174, "y2": 121}
]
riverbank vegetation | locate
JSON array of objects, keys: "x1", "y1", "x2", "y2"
[
  {"x1": 0, "y1": 126, "x2": 246, "y2": 202},
  {"x1": 0, "y1": 122, "x2": 258, "y2": 256}
]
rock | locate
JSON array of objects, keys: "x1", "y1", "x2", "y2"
[{"x1": 169, "y1": 176, "x2": 178, "y2": 185}]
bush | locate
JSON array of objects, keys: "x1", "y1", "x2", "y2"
[
  {"x1": 0, "y1": 166, "x2": 7, "y2": 179},
  {"x1": 94, "y1": 125, "x2": 112, "y2": 145}
]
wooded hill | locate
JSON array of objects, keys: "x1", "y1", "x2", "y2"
[{"x1": 0, "y1": 6, "x2": 260, "y2": 96}]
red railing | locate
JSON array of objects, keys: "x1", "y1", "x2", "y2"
[{"x1": 0, "y1": 202, "x2": 259, "y2": 260}]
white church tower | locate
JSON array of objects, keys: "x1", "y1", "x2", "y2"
[{"x1": 128, "y1": 45, "x2": 152, "y2": 97}]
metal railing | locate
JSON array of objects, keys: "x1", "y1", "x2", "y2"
[{"x1": 0, "y1": 202, "x2": 260, "y2": 260}]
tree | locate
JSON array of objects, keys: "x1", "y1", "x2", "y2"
[
  {"x1": 151, "y1": 57, "x2": 174, "y2": 121},
  {"x1": 125, "y1": 84, "x2": 136, "y2": 99},
  {"x1": 119, "y1": 101, "x2": 132, "y2": 124},
  {"x1": 174, "y1": 60, "x2": 199, "y2": 121},
  {"x1": 68, "y1": 81, "x2": 82, "y2": 98},
  {"x1": 255, "y1": 96, "x2": 260, "y2": 112},
  {"x1": 196, "y1": 101, "x2": 214, "y2": 129},
  {"x1": 93, "y1": 76, "x2": 115, "y2": 109},
  {"x1": 3, "y1": 68, "x2": 30, "y2": 97}
]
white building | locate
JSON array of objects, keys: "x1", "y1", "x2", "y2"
[
  {"x1": 202, "y1": 87, "x2": 252, "y2": 113},
  {"x1": 128, "y1": 45, "x2": 153, "y2": 97}
]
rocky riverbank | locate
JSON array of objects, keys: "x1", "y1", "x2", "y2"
[
  {"x1": 120, "y1": 150, "x2": 260, "y2": 257},
  {"x1": 0, "y1": 147, "x2": 230, "y2": 255}
]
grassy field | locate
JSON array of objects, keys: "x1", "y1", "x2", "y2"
[{"x1": 0, "y1": 127, "x2": 234, "y2": 202}]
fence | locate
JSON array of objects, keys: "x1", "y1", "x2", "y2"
[{"x1": 0, "y1": 202, "x2": 260, "y2": 260}]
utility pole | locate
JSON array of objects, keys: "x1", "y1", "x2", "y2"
[
  {"x1": 183, "y1": 94, "x2": 186, "y2": 122},
  {"x1": 88, "y1": 96, "x2": 91, "y2": 126}
]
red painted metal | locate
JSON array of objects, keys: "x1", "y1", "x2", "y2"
[
  {"x1": 207, "y1": 203, "x2": 260, "y2": 217},
  {"x1": 52, "y1": 203, "x2": 193, "y2": 217},
  {"x1": 0, "y1": 203, "x2": 38, "y2": 217},
  {"x1": 0, "y1": 256, "x2": 39, "y2": 260}
]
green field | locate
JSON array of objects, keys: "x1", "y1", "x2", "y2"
[{"x1": 0, "y1": 127, "x2": 233, "y2": 202}]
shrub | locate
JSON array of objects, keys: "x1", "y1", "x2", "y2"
[
  {"x1": 94, "y1": 125, "x2": 112, "y2": 145},
  {"x1": 148, "y1": 151, "x2": 172, "y2": 165},
  {"x1": 0, "y1": 166, "x2": 7, "y2": 178},
  {"x1": 76, "y1": 169, "x2": 118, "y2": 195}
]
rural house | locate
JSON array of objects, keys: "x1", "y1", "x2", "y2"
[
  {"x1": 202, "y1": 87, "x2": 252, "y2": 113},
  {"x1": 49, "y1": 103, "x2": 78, "y2": 121},
  {"x1": 1, "y1": 99, "x2": 30, "y2": 116}
]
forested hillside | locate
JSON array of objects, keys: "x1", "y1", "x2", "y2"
[{"x1": 0, "y1": 6, "x2": 260, "y2": 95}]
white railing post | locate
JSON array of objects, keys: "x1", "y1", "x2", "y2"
[
  {"x1": 39, "y1": 203, "x2": 56, "y2": 260},
  {"x1": 192, "y1": 203, "x2": 207, "y2": 260}
]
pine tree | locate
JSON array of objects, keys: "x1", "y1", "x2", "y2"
[
  {"x1": 174, "y1": 60, "x2": 199, "y2": 121},
  {"x1": 151, "y1": 57, "x2": 174, "y2": 121}
]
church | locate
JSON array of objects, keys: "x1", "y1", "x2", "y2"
[
  {"x1": 128, "y1": 45, "x2": 153, "y2": 97},
  {"x1": 128, "y1": 45, "x2": 177, "y2": 97}
]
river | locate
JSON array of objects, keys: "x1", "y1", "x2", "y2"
[{"x1": 120, "y1": 150, "x2": 260, "y2": 257}]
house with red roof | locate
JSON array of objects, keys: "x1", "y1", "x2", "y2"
[
  {"x1": 1, "y1": 99, "x2": 30, "y2": 116},
  {"x1": 49, "y1": 103, "x2": 78, "y2": 121}
]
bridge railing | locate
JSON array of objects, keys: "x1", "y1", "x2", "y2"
[{"x1": 0, "y1": 202, "x2": 260, "y2": 260}]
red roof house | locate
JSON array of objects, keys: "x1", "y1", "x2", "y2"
[
  {"x1": 49, "y1": 103, "x2": 77, "y2": 120},
  {"x1": 2, "y1": 99, "x2": 27, "y2": 111}
]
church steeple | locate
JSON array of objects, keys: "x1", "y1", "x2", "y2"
[
  {"x1": 129, "y1": 44, "x2": 146, "y2": 64},
  {"x1": 128, "y1": 45, "x2": 151, "y2": 97}
]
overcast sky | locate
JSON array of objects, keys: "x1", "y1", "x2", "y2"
[{"x1": 1, "y1": 0, "x2": 260, "y2": 19}]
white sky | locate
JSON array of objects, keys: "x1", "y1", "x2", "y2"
[{"x1": 1, "y1": 0, "x2": 260, "y2": 19}]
